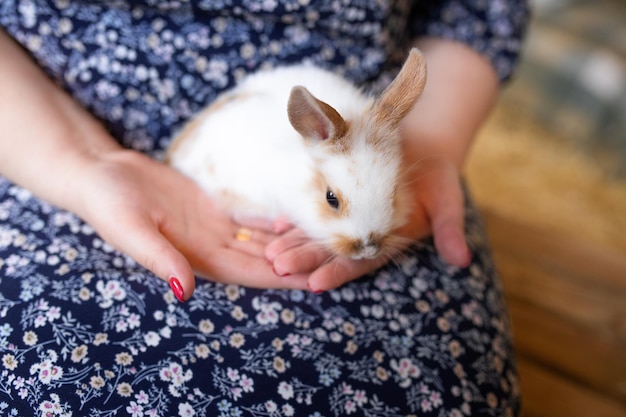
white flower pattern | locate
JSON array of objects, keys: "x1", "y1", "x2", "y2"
[{"x1": 0, "y1": 0, "x2": 528, "y2": 415}]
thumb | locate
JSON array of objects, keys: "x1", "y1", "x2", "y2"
[
  {"x1": 104, "y1": 214, "x2": 196, "y2": 302},
  {"x1": 420, "y1": 162, "x2": 471, "y2": 267},
  {"x1": 307, "y1": 257, "x2": 387, "y2": 293}
]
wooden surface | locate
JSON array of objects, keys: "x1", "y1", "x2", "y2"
[{"x1": 481, "y1": 209, "x2": 626, "y2": 417}]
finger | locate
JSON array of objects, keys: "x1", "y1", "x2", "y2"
[
  {"x1": 234, "y1": 214, "x2": 295, "y2": 235},
  {"x1": 432, "y1": 219, "x2": 471, "y2": 267},
  {"x1": 232, "y1": 214, "x2": 276, "y2": 233},
  {"x1": 105, "y1": 214, "x2": 196, "y2": 302},
  {"x1": 228, "y1": 227, "x2": 276, "y2": 258},
  {"x1": 272, "y1": 216, "x2": 295, "y2": 234},
  {"x1": 265, "y1": 228, "x2": 310, "y2": 261},
  {"x1": 197, "y1": 249, "x2": 309, "y2": 290},
  {"x1": 420, "y1": 164, "x2": 471, "y2": 267},
  {"x1": 306, "y1": 257, "x2": 386, "y2": 292},
  {"x1": 270, "y1": 241, "x2": 332, "y2": 276}
]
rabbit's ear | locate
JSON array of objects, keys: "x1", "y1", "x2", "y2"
[
  {"x1": 373, "y1": 48, "x2": 427, "y2": 127},
  {"x1": 288, "y1": 86, "x2": 347, "y2": 142}
]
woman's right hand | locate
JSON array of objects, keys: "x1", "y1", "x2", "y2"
[{"x1": 70, "y1": 149, "x2": 311, "y2": 301}]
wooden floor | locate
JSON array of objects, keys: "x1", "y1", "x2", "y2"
[{"x1": 482, "y1": 209, "x2": 626, "y2": 417}]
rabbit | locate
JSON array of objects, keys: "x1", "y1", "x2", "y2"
[{"x1": 166, "y1": 48, "x2": 427, "y2": 260}]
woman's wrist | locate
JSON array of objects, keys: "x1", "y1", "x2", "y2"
[
  {"x1": 0, "y1": 28, "x2": 130, "y2": 217},
  {"x1": 400, "y1": 38, "x2": 500, "y2": 169}
]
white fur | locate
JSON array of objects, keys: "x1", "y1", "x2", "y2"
[{"x1": 168, "y1": 50, "x2": 426, "y2": 259}]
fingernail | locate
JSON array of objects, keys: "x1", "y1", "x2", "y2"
[
  {"x1": 169, "y1": 277, "x2": 185, "y2": 303},
  {"x1": 272, "y1": 265, "x2": 290, "y2": 277},
  {"x1": 307, "y1": 282, "x2": 324, "y2": 294}
]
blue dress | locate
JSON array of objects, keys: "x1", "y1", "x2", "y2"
[{"x1": 0, "y1": 1, "x2": 529, "y2": 416}]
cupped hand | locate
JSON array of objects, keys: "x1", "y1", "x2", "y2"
[
  {"x1": 69, "y1": 145, "x2": 469, "y2": 298},
  {"x1": 264, "y1": 154, "x2": 471, "y2": 292},
  {"x1": 73, "y1": 149, "x2": 309, "y2": 301}
]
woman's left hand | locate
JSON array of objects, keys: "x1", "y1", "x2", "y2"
[{"x1": 263, "y1": 152, "x2": 471, "y2": 292}]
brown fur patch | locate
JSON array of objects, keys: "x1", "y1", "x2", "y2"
[
  {"x1": 373, "y1": 49, "x2": 427, "y2": 128},
  {"x1": 366, "y1": 232, "x2": 384, "y2": 252},
  {"x1": 331, "y1": 232, "x2": 391, "y2": 258},
  {"x1": 378, "y1": 233, "x2": 412, "y2": 259},
  {"x1": 332, "y1": 235, "x2": 364, "y2": 258},
  {"x1": 392, "y1": 188, "x2": 410, "y2": 229},
  {"x1": 317, "y1": 98, "x2": 348, "y2": 142},
  {"x1": 365, "y1": 124, "x2": 399, "y2": 154},
  {"x1": 311, "y1": 170, "x2": 349, "y2": 222},
  {"x1": 327, "y1": 120, "x2": 351, "y2": 155},
  {"x1": 288, "y1": 86, "x2": 351, "y2": 154}
]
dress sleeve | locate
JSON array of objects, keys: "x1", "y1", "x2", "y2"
[{"x1": 409, "y1": 0, "x2": 531, "y2": 84}]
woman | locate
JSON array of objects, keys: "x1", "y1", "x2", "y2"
[{"x1": 0, "y1": 0, "x2": 528, "y2": 415}]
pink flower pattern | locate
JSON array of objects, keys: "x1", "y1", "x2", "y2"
[{"x1": 0, "y1": 0, "x2": 527, "y2": 415}]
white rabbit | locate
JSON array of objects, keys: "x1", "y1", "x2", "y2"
[{"x1": 167, "y1": 48, "x2": 427, "y2": 260}]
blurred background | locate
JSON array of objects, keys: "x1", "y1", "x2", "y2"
[{"x1": 463, "y1": 0, "x2": 626, "y2": 415}]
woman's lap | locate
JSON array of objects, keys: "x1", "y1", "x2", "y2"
[{"x1": 0, "y1": 178, "x2": 519, "y2": 416}]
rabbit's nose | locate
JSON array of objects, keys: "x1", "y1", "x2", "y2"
[
  {"x1": 363, "y1": 240, "x2": 381, "y2": 258},
  {"x1": 335, "y1": 234, "x2": 384, "y2": 260},
  {"x1": 353, "y1": 237, "x2": 382, "y2": 259}
]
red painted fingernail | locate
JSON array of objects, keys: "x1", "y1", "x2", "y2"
[
  {"x1": 169, "y1": 277, "x2": 185, "y2": 303},
  {"x1": 307, "y1": 282, "x2": 324, "y2": 294},
  {"x1": 272, "y1": 265, "x2": 290, "y2": 277}
]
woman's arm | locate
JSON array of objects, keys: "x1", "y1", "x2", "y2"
[
  {"x1": 395, "y1": 38, "x2": 499, "y2": 267},
  {"x1": 0, "y1": 29, "x2": 201, "y2": 298},
  {"x1": 0, "y1": 29, "x2": 310, "y2": 300},
  {"x1": 0, "y1": 29, "x2": 120, "y2": 206},
  {"x1": 401, "y1": 38, "x2": 499, "y2": 170}
]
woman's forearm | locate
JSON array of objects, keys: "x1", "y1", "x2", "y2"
[
  {"x1": 0, "y1": 29, "x2": 121, "y2": 210},
  {"x1": 401, "y1": 38, "x2": 500, "y2": 168}
]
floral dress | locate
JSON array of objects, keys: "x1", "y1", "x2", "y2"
[{"x1": 0, "y1": 1, "x2": 529, "y2": 416}]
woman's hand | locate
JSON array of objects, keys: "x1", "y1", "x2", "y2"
[
  {"x1": 1, "y1": 28, "x2": 497, "y2": 299},
  {"x1": 264, "y1": 152, "x2": 471, "y2": 292},
  {"x1": 264, "y1": 38, "x2": 500, "y2": 292},
  {"x1": 73, "y1": 150, "x2": 311, "y2": 301}
]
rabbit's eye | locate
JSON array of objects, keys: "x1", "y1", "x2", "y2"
[{"x1": 326, "y1": 190, "x2": 340, "y2": 210}]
